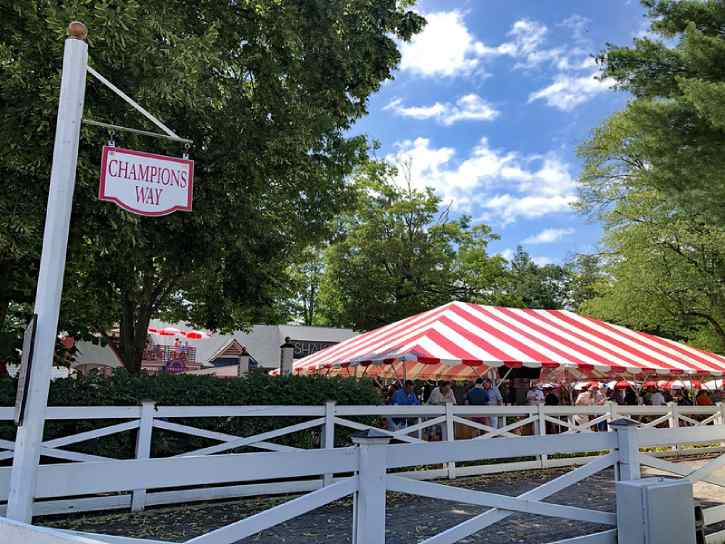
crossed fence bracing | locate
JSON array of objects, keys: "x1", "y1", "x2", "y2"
[
  {"x1": 3, "y1": 403, "x2": 725, "y2": 543},
  {"x1": 1, "y1": 402, "x2": 725, "y2": 515}
]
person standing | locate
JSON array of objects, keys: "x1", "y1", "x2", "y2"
[
  {"x1": 465, "y1": 378, "x2": 490, "y2": 436},
  {"x1": 426, "y1": 380, "x2": 456, "y2": 440},
  {"x1": 574, "y1": 385, "x2": 595, "y2": 428},
  {"x1": 483, "y1": 378, "x2": 503, "y2": 429},
  {"x1": 624, "y1": 387, "x2": 639, "y2": 406},
  {"x1": 525, "y1": 384, "x2": 545, "y2": 435},
  {"x1": 696, "y1": 389, "x2": 714, "y2": 406},
  {"x1": 527, "y1": 385, "x2": 545, "y2": 406},
  {"x1": 391, "y1": 380, "x2": 419, "y2": 431},
  {"x1": 650, "y1": 387, "x2": 666, "y2": 407},
  {"x1": 427, "y1": 380, "x2": 456, "y2": 406},
  {"x1": 544, "y1": 387, "x2": 560, "y2": 434}
]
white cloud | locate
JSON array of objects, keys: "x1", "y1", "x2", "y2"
[
  {"x1": 523, "y1": 227, "x2": 575, "y2": 244},
  {"x1": 384, "y1": 94, "x2": 499, "y2": 125},
  {"x1": 559, "y1": 15, "x2": 591, "y2": 43},
  {"x1": 481, "y1": 194, "x2": 577, "y2": 222},
  {"x1": 532, "y1": 256, "x2": 555, "y2": 266},
  {"x1": 383, "y1": 98, "x2": 446, "y2": 120},
  {"x1": 498, "y1": 248, "x2": 515, "y2": 261},
  {"x1": 498, "y1": 248, "x2": 555, "y2": 266},
  {"x1": 528, "y1": 72, "x2": 614, "y2": 111},
  {"x1": 397, "y1": 14, "x2": 569, "y2": 77},
  {"x1": 399, "y1": 11, "x2": 488, "y2": 77},
  {"x1": 386, "y1": 137, "x2": 578, "y2": 223},
  {"x1": 397, "y1": 11, "x2": 611, "y2": 116}
]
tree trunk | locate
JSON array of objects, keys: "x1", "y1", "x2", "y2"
[
  {"x1": 118, "y1": 290, "x2": 153, "y2": 375},
  {"x1": 0, "y1": 298, "x2": 8, "y2": 332}
]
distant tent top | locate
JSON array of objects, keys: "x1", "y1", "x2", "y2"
[{"x1": 272, "y1": 301, "x2": 725, "y2": 377}]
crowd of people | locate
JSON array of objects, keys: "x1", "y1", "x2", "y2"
[
  {"x1": 380, "y1": 378, "x2": 720, "y2": 435},
  {"x1": 382, "y1": 379, "x2": 719, "y2": 408}
]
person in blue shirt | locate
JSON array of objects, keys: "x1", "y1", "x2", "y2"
[
  {"x1": 390, "y1": 380, "x2": 419, "y2": 430},
  {"x1": 465, "y1": 378, "x2": 490, "y2": 437}
]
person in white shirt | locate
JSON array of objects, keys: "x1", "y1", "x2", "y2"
[
  {"x1": 527, "y1": 386, "x2": 545, "y2": 405},
  {"x1": 484, "y1": 379, "x2": 503, "y2": 429},
  {"x1": 426, "y1": 381, "x2": 456, "y2": 440},
  {"x1": 650, "y1": 388, "x2": 666, "y2": 406},
  {"x1": 427, "y1": 381, "x2": 457, "y2": 406},
  {"x1": 574, "y1": 384, "x2": 605, "y2": 429}
]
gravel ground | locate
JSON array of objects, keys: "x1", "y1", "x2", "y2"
[{"x1": 41, "y1": 460, "x2": 725, "y2": 543}]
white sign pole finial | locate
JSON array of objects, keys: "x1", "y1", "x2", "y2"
[{"x1": 6, "y1": 24, "x2": 88, "y2": 523}]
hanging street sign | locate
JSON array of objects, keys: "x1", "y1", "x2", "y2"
[{"x1": 98, "y1": 146, "x2": 194, "y2": 216}]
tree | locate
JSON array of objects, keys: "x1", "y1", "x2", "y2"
[
  {"x1": 276, "y1": 246, "x2": 326, "y2": 326},
  {"x1": 318, "y1": 161, "x2": 507, "y2": 330},
  {"x1": 0, "y1": 1, "x2": 424, "y2": 372},
  {"x1": 581, "y1": 0, "x2": 725, "y2": 220},
  {"x1": 502, "y1": 247, "x2": 572, "y2": 310},
  {"x1": 564, "y1": 254, "x2": 605, "y2": 313},
  {"x1": 578, "y1": 0, "x2": 725, "y2": 353},
  {"x1": 580, "y1": 191, "x2": 725, "y2": 353}
]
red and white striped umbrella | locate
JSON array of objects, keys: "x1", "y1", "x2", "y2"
[
  {"x1": 273, "y1": 302, "x2": 725, "y2": 377},
  {"x1": 185, "y1": 330, "x2": 209, "y2": 340},
  {"x1": 158, "y1": 327, "x2": 182, "y2": 337}
]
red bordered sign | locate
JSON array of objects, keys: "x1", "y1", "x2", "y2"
[{"x1": 98, "y1": 146, "x2": 194, "y2": 216}]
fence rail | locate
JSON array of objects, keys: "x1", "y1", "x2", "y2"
[
  {"x1": 7, "y1": 420, "x2": 725, "y2": 544},
  {"x1": 1, "y1": 402, "x2": 724, "y2": 517}
]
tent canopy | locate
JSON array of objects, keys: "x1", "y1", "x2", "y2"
[{"x1": 277, "y1": 302, "x2": 725, "y2": 377}]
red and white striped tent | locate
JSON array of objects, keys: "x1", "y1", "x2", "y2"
[{"x1": 272, "y1": 301, "x2": 725, "y2": 379}]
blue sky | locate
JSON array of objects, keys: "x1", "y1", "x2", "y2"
[{"x1": 352, "y1": 0, "x2": 651, "y2": 266}]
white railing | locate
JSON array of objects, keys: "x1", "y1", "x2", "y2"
[
  {"x1": 6, "y1": 422, "x2": 725, "y2": 544},
  {"x1": 1, "y1": 402, "x2": 724, "y2": 516}
]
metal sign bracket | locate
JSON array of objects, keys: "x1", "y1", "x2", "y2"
[{"x1": 85, "y1": 66, "x2": 192, "y2": 145}]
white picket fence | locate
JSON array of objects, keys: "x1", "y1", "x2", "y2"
[
  {"x1": 1, "y1": 402, "x2": 724, "y2": 517},
  {"x1": 5, "y1": 421, "x2": 725, "y2": 544}
]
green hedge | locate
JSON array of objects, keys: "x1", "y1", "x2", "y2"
[{"x1": 0, "y1": 371, "x2": 382, "y2": 460}]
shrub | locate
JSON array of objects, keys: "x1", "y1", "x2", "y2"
[{"x1": 0, "y1": 371, "x2": 382, "y2": 459}]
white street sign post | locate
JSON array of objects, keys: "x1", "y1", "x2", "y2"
[{"x1": 6, "y1": 23, "x2": 89, "y2": 523}]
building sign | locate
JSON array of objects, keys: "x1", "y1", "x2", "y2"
[
  {"x1": 98, "y1": 146, "x2": 194, "y2": 216},
  {"x1": 291, "y1": 339, "x2": 338, "y2": 359},
  {"x1": 164, "y1": 358, "x2": 187, "y2": 374}
]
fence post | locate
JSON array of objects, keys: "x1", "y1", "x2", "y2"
[
  {"x1": 352, "y1": 429, "x2": 390, "y2": 544},
  {"x1": 537, "y1": 404, "x2": 548, "y2": 468},
  {"x1": 322, "y1": 401, "x2": 336, "y2": 486},
  {"x1": 719, "y1": 402, "x2": 725, "y2": 450},
  {"x1": 607, "y1": 401, "x2": 618, "y2": 431},
  {"x1": 612, "y1": 418, "x2": 640, "y2": 482},
  {"x1": 237, "y1": 347, "x2": 250, "y2": 377},
  {"x1": 445, "y1": 402, "x2": 456, "y2": 479},
  {"x1": 131, "y1": 400, "x2": 155, "y2": 512},
  {"x1": 667, "y1": 401, "x2": 679, "y2": 453}
]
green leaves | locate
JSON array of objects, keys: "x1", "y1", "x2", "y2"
[
  {"x1": 0, "y1": 1, "x2": 424, "y2": 371},
  {"x1": 0, "y1": 371, "x2": 383, "y2": 456},
  {"x1": 314, "y1": 161, "x2": 509, "y2": 330},
  {"x1": 587, "y1": 0, "x2": 725, "y2": 220},
  {"x1": 578, "y1": 0, "x2": 725, "y2": 352}
]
